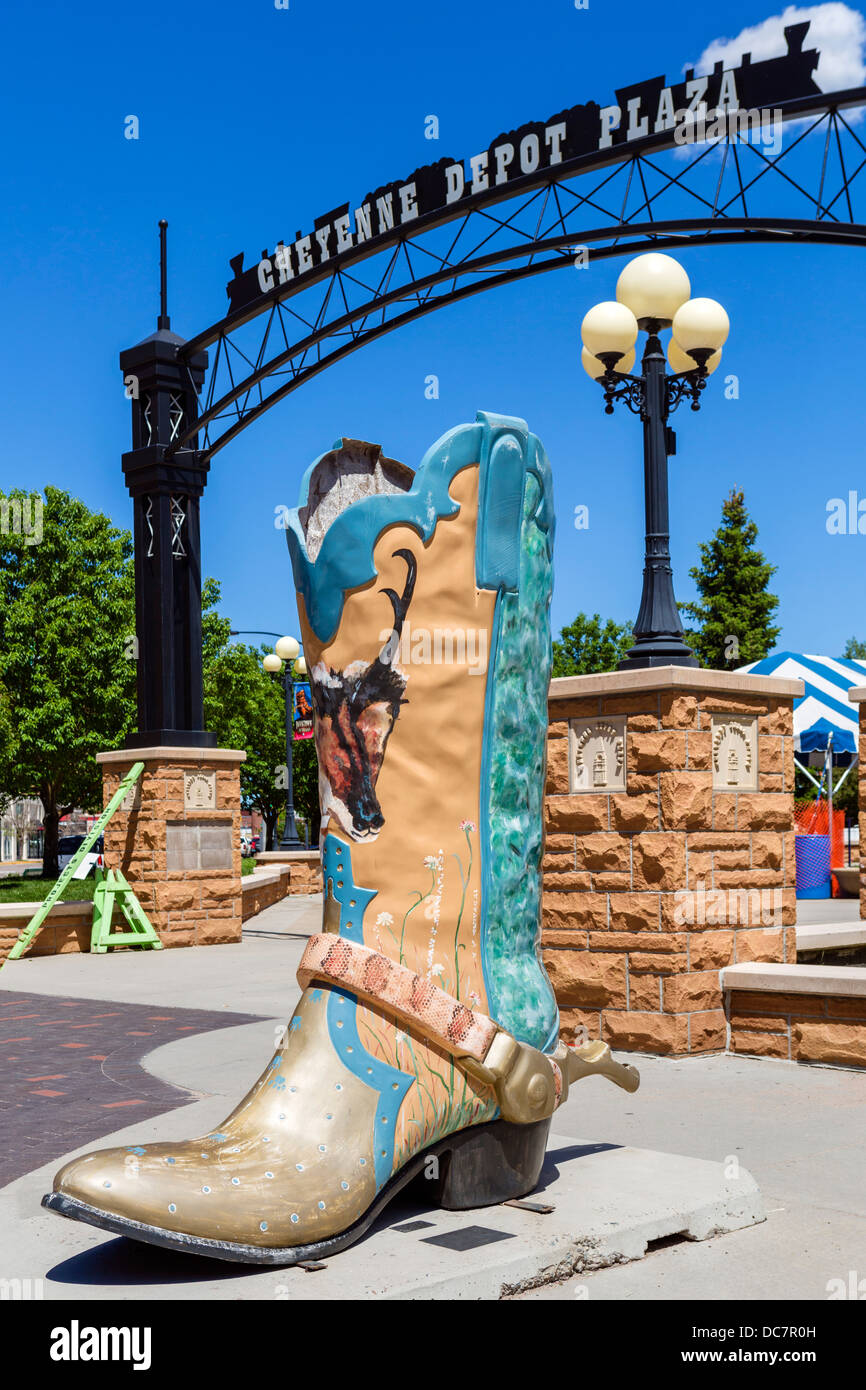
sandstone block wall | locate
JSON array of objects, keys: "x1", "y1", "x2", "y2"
[
  {"x1": 543, "y1": 670, "x2": 801, "y2": 1056},
  {"x1": 99, "y1": 746, "x2": 246, "y2": 948},
  {"x1": 255, "y1": 850, "x2": 324, "y2": 895},
  {"x1": 0, "y1": 902, "x2": 93, "y2": 967},
  {"x1": 729, "y1": 988, "x2": 866, "y2": 1067},
  {"x1": 242, "y1": 867, "x2": 291, "y2": 920}
]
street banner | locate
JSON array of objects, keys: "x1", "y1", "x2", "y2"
[{"x1": 293, "y1": 681, "x2": 314, "y2": 740}]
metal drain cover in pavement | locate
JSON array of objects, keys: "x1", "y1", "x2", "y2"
[{"x1": 421, "y1": 1225, "x2": 515, "y2": 1251}]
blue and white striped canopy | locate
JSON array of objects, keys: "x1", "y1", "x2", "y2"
[{"x1": 738, "y1": 652, "x2": 866, "y2": 755}]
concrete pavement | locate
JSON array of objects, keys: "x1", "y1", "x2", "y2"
[
  {"x1": 0, "y1": 894, "x2": 320, "y2": 1016},
  {"x1": 1, "y1": 891, "x2": 864, "y2": 1300}
]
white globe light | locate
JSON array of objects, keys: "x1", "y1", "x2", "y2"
[
  {"x1": 275, "y1": 635, "x2": 300, "y2": 661},
  {"x1": 293, "y1": 656, "x2": 308, "y2": 677},
  {"x1": 580, "y1": 301, "x2": 638, "y2": 358},
  {"x1": 616, "y1": 253, "x2": 691, "y2": 324},
  {"x1": 667, "y1": 341, "x2": 722, "y2": 376},
  {"x1": 581, "y1": 345, "x2": 636, "y2": 380},
  {"x1": 262, "y1": 653, "x2": 282, "y2": 673},
  {"x1": 672, "y1": 297, "x2": 730, "y2": 353}
]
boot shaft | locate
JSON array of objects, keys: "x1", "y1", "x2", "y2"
[{"x1": 287, "y1": 412, "x2": 557, "y2": 1053}]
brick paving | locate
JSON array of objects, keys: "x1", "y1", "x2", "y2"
[{"x1": 0, "y1": 991, "x2": 265, "y2": 1186}]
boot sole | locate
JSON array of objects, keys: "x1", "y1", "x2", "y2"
[{"x1": 41, "y1": 1116, "x2": 551, "y2": 1267}]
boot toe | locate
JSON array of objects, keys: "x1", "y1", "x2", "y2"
[{"x1": 53, "y1": 1145, "x2": 154, "y2": 1217}]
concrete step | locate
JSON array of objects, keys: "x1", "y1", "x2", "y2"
[{"x1": 797, "y1": 922, "x2": 866, "y2": 952}]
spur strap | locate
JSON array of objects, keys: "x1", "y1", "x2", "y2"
[
  {"x1": 298, "y1": 932, "x2": 498, "y2": 1062},
  {"x1": 297, "y1": 932, "x2": 564, "y2": 1123}
]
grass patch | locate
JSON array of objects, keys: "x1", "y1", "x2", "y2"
[
  {"x1": 0, "y1": 875, "x2": 96, "y2": 903},
  {"x1": 241, "y1": 858, "x2": 257, "y2": 877}
]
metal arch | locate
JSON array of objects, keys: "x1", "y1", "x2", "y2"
[
  {"x1": 187, "y1": 220, "x2": 866, "y2": 460},
  {"x1": 172, "y1": 91, "x2": 866, "y2": 461}
]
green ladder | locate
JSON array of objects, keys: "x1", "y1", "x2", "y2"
[{"x1": 3, "y1": 761, "x2": 161, "y2": 965}]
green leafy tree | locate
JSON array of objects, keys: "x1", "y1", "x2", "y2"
[
  {"x1": 290, "y1": 735, "x2": 321, "y2": 844},
  {"x1": 551, "y1": 612, "x2": 633, "y2": 676},
  {"x1": 0, "y1": 488, "x2": 136, "y2": 875},
  {"x1": 680, "y1": 489, "x2": 780, "y2": 669},
  {"x1": 843, "y1": 636, "x2": 866, "y2": 659},
  {"x1": 204, "y1": 633, "x2": 287, "y2": 851},
  {"x1": 202, "y1": 584, "x2": 321, "y2": 849}
]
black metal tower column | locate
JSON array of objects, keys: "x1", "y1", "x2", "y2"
[{"x1": 119, "y1": 222, "x2": 215, "y2": 747}]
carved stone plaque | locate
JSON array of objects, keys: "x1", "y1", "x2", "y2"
[
  {"x1": 184, "y1": 771, "x2": 216, "y2": 811},
  {"x1": 569, "y1": 716, "x2": 627, "y2": 793},
  {"x1": 120, "y1": 782, "x2": 141, "y2": 812},
  {"x1": 166, "y1": 821, "x2": 233, "y2": 871},
  {"x1": 711, "y1": 715, "x2": 758, "y2": 790}
]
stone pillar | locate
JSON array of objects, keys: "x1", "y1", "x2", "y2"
[
  {"x1": 543, "y1": 668, "x2": 802, "y2": 1056},
  {"x1": 848, "y1": 685, "x2": 866, "y2": 921},
  {"x1": 97, "y1": 746, "x2": 246, "y2": 948}
]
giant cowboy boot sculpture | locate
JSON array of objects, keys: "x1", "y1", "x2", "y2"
[{"x1": 44, "y1": 412, "x2": 638, "y2": 1264}]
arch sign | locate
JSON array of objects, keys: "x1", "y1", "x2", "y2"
[
  {"x1": 170, "y1": 17, "x2": 864, "y2": 463},
  {"x1": 227, "y1": 21, "x2": 825, "y2": 321}
]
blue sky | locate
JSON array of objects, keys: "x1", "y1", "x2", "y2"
[{"x1": 2, "y1": 0, "x2": 865, "y2": 655}]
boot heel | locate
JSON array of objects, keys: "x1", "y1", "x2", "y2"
[{"x1": 417, "y1": 1118, "x2": 551, "y2": 1211}]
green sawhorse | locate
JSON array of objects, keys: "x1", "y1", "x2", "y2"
[
  {"x1": 91, "y1": 866, "x2": 162, "y2": 953},
  {"x1": 2, "y1": 761, "x2": 162, "y2": 967}
]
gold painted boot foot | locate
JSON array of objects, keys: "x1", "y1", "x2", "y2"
[{"x1": 42, "y1": 988, "x2": 551, "y2": 1264}]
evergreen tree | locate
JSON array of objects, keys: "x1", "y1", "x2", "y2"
[
  {"x1": 681, "y1": 489, "x2": 780, "y2": 668},
  {"x1": 551, "y1": 612, "x2": 633, "y2": 676},
  {"x1": 843, "y1": 636, "x2": 866, "y2": 660}
]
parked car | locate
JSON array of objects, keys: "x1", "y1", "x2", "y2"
[{"x1": 57, "y1": 834, "x2": 104, "y2": 873}]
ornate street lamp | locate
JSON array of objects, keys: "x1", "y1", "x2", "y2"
[
  {"x1": 231, "y1": 629, "x2": 308, "y2": 850},
  {"x1": 581, "y1": 252, "x2": 729, "y2": 670},
  {"x1": 262, "y1": 635, "x2": 307, "y2": 850}
]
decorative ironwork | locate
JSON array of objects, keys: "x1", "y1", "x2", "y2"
[
  {"x1": 600, "y1": 372, "x2": 647, "y2": 417},
  {"x1": 170, "y1": 497, "x2": 186, "y2": 558},
  {"x1": 168, "y1": 81, "x2": 866, "y2": 462},
  {"x1": 597, "y1": 361, "x2": 708, "y2": 417},
  {"x1": 141, "y1": 393, "x2": 153, "y2": 447},
  {"x1": 168, "y1": 392, "x2": 184, "y2": 442},
  {"x1": 144, "y1": 496, "x2": 154, "y2": 558},
  {"x1": 665, "y1": 369, "x2": 709, "y2": 415}
]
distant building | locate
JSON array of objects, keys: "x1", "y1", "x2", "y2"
[
  {"x1": 1, "y1": 795, "x2": 44, "y2": 862},
  {"x1": 0, "y1": 796, "x2": 99, "y2": 864}
]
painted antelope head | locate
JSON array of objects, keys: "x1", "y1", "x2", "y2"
[{"x1": 311, "y1": 548, "x2": 417, "y2": 841}]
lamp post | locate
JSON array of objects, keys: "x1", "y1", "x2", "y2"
[
  {"x1": 581, "y1": 252, "x2": 730, "y2": 670},
  {"x1": 230, "y1": 629, "x2": 307, "y2": 851}
]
